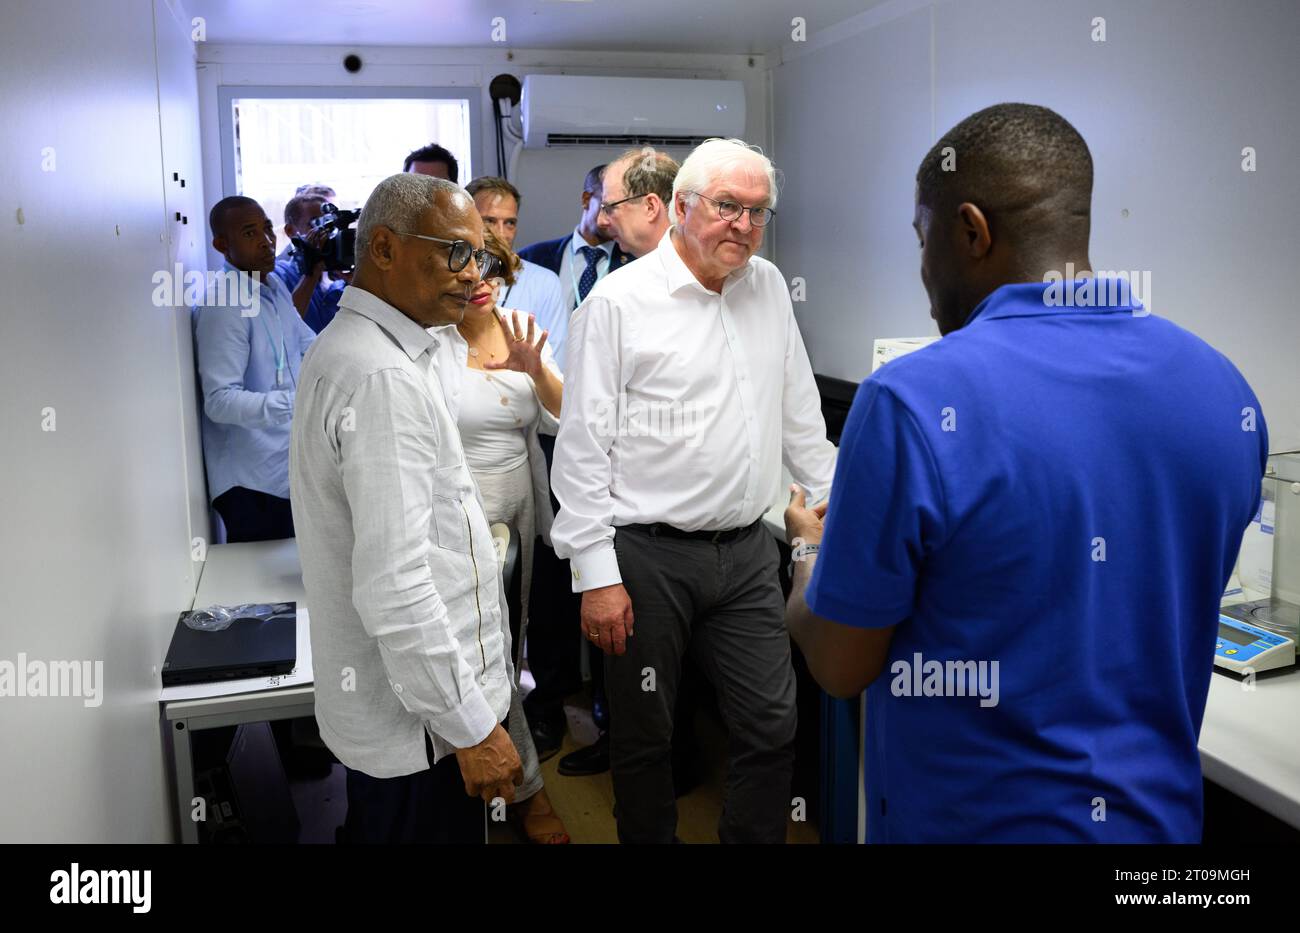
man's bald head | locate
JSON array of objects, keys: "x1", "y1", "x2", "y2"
[{"x1": 913, "y1": 103, "x2": 1095, "y2": 334}]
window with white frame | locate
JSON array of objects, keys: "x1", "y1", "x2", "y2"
[{"x1": 229, "y1": 95, "x2": 474, "y2": 253}]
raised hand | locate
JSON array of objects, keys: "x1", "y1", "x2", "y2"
[{"x1": 485, "y1": 310, "x2": 549, "y2": 379}]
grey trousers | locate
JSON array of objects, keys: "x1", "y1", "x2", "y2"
[
  {"x1": 473, "y1": 461, "x2": 543, "y2": 802},
  {"x1": 607, "y1": 521, "x2": 797, "y2": 844}
]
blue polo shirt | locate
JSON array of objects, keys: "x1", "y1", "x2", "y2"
[{"x1": 806, "y1": 279, "x2": 1267, "y2": 843}]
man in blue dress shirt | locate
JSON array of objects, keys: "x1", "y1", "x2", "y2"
[
  {"x1": 195, "y1": 196, "x2": 316, "y2": 542},
  {"x1": 783, "y1": 103, "x2": 1268, "y2": 843}
]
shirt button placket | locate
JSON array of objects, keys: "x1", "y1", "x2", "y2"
[{"x1": 724, "y1": 303, "x2": 760, "y2": 508}]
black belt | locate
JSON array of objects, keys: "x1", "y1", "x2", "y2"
[{"x1": 618, "y1": 518, "x2": 761, "y2": 544}]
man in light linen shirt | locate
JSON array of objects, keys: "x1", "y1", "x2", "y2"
[
  {"x1": 551, "y1": 138, "x2": 838, "y2": 844},
  {"x1": 290, "y1": 173, "x2": 522, "y2": 844}
]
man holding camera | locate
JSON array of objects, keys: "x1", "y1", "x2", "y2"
[{"x1": 275, "y1": 193, "x2": 347, "y2": 333}]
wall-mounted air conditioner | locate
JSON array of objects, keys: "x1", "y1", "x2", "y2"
[{"x1": 521, "y1": 75, "x2": 746, "y2": 148}]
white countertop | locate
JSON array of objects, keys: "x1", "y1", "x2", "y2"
[
  {"x1": 192, "y1": 538, "x2": 307, "y2": 607},
  {"x1": 159, "y1": 538, "x2": 311, "y2": 704},
  {"x1": 1199, "y1": 666, "x2": 1300, "y2": 828}
]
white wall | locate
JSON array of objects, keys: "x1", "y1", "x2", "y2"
[
  {"x1": 770, "y1": 0, "x2": 1300, "y2": 450},
  {"x1": 195, "y1": 43, "x2": 772, "y2": 267},
  {"x1": 770, "y1": 1, "x2": 934, "y2": 379},
  {"x1": 0, "y1": 0, "x2": 207, "y2": 842}
]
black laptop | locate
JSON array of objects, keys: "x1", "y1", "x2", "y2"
[{"x1": 162, "y1": 603, "x2": 297, "y2": 687}]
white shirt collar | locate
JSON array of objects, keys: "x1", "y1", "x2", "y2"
[
  {"x1": 338, "y1": 285, "x2": 443, "y2": 361},
  {"x1": 657, "y1": 226, "x2": 755, "y2": 296}
]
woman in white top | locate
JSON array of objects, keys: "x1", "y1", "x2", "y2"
[{"x1": 440, "y1": 230, "x2": 567, "y2": 843}]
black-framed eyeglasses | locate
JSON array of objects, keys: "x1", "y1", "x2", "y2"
[
  {"x1": 392, "y1": 230, "x2": 500, "y2": 280},
  {"x1": 689, "y1": 192, "x2": 776, "y2": 227},
  {"x1": 597, "y1": 193, "x2": 650, "y2": 216}
]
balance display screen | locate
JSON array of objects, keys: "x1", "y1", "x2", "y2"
[{"x1": 1218, "y1": 623, "x2": 1259, "y2": 646}]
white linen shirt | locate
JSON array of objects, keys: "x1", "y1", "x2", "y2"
[
  {"x1": 289, "y1": 286, "x2": 511, "y2": 778},
  {"x1": 551, "y1": 227, "x2": 837, "y2": 592}
]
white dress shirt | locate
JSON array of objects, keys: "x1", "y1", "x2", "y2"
[
  {"x1": 289, "y1": 286, "x2": 511, "y2": 778},
  {"x1": 551, "y1": 227, "x2": 837, "y2": 592}
]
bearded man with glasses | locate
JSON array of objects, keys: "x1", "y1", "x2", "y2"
[{"x1": 290, "y1": 173, "x2": 522, "y2": 844}]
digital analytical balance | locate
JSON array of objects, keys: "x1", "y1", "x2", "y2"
[
  {"x1": 1214, "y1": 614, "x2": 1295, "y2": 674},
  {"x1": 1219, "y1": 452, "x2": 1300, "y2": 674}
]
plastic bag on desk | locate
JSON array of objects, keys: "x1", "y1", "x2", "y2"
[{"x1": 182, "y1": 602, "x2": 294, "y2": 632}]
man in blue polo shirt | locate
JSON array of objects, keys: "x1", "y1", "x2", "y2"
[{"x1": 784, "y1": 103, "x2": 1267, "y2": 843}]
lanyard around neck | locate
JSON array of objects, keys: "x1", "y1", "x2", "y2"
[{"x1": 255, "y1": 295, "x2": 289, "y2": 386}]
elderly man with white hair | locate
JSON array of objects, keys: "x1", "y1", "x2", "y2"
[
  {"x1": 290, "y1": 173, "x2": 523, "y2": 844},
  {"x1": 551, "y1": 138, "x2": 837, "y2": 844}
]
